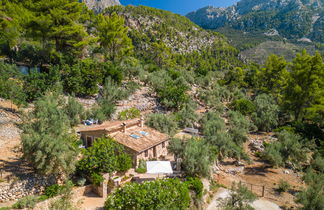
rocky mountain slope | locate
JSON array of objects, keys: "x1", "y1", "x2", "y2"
[
  {"x1": 187, "y1": 0, "x2": 324, "y2": 43},
  {"x1": 106, "y1": 6, "x2": 225, "y2": 55},
  {"x1": 80, "y1": 0, "x2": 120, "y2": 13}
]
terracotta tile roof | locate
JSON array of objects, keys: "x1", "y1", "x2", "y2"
[
  {"x1": 77, "y1": 119, "x2": 139, "y2": 132},
  {"x1": 111, "y1": 126, "x2": 169, "y2": 153},
  {"x1": 78, "y1": 119, "x2": 169, "y2": 153}
]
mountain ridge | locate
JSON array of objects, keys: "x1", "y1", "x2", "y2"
[{"x1": 187, "y1": 0, "x2": 324, "y2": 42}]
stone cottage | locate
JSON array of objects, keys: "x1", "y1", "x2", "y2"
[{"x1": 78, "y1": 118, "x2": 169, "y2": 167}]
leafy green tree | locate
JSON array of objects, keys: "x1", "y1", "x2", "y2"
[
  {"x1": 219, "y1": 182, "x2": 256, "y2": 210},
  {"x1": 228, "y1": 111, "x2": 251, "y2": 145},
  {"x1": 202, "y1": 112, "x2": 247, "y2": 160},
  {"x1": 224, "y1": 67, "x2": 247, "y2": 88},
  {"x1": 175, "y1": 100, "x2": 198, "y2": 128},
  {"x1": 27, "y1": 0, "x2": 91, "y2": 60},
  {"x1": 231, "y1": 98, "x2": 256, "y2": 116},
  {"x1": 297, "y1": 170, "x2": 324, "y2": 210},
  {"x1": 118, "y1": 108, "x2": 141, "y2": 120},
  {"x1": 146, "y1": 113, "x2": 178, "y2": 136},
  {"x1": 21, "y1": 92, "x2": 79, "y2": 179},
  {"x1": 95, "y1": 12, "x2": 133, "y2": 62},
  {"x1": 105, "y1": 179, "x2": 190, "y2": 210},
  {"x1": 262, "y1": 131, "x2": 306, "y2": 168},
  {"x1": 257, "y1": 54, "x2": 289, "y2": 101},
  {"x1": 64, "y1": 96, "x2": 85, "y2": 127},
  {"x1": 168, "y1": 138, "x2": 214, "y2": 177},
  {"x1": 78, "y1": 137, "x2": 132, "y2": 174},
  {"x1": 284, "y1": 50, "x2": 324, "y2": 121},
  {"x1": 252, "y1": 94, "x2": 279, "y2": 132}
]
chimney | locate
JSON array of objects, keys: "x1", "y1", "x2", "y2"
[
  {"x1": 122, "y1": 123, "x2": 127, "y2": 133},
  {"x1": 140, "y1": 116, "x2": 144, "y2": 128}
]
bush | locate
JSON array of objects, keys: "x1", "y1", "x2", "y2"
[
  {"x1": 76, "y1": 177, "x2": 87, "y2": 187},
  {"x1": 118, "y1": 108, "x2": 141, "y2": 120},
  {"x1": 146, "y1": 113, "x2": 178, "y2": 135},
  {"x1": 104, "y1": 179, "x2": 190, "y2": 209},
  {"x1": 277, "y1": 180, "x2": 290, "y2": 193},
  {"x1": 12, "y1": 195, "x2": 39, "y2": 209},
  {"x1": 135, "y1": 160, "x2": 147, "y2": 174},
  {"x1": 78, "y1": 137, "x2": 132, "y2": 175},
  {"x1": 44, "y1": 184, "x2": 64, "y2": 198},
  {"x1": 185, "y1": 177, "x2": 204, "y2": 199},
  {"x1": 232, "y1": 98, "x2": 256, "y2": 116},
  {"x1": 91, "y1": 173, "x2": 104, "y2": 186}
]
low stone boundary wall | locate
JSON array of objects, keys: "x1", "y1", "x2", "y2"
[{"x1": 0, "y1": 176, "x2": 55, "y2": 202}]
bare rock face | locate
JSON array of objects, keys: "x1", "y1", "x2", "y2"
[{"x1": 80, "y1": 0, "x2": 121, "y2": 13}]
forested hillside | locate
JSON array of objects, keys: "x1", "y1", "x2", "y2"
[{"x1": 0, "y1": 1, "x2": 323, "y2": 209}]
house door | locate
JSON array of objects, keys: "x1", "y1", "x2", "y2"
[
  {"x1": 86, "y1": 136, "x2": 93, "y2": 147},
  {"x1": 153, "y1": 146, "x2": 157, "y2": 158}
]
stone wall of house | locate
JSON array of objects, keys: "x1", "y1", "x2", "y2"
[{"x1": 0, "y1": 176, "x2": 55, "y2": 202}]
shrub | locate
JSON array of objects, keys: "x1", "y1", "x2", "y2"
[
  {"x1": 118, "y1": 108, "x2": 141, "y2": 120},
  {"x1": 78, "y1": 137, "x2": 132, "y2": 175},
  {"x1": 232, "y1": 98, "x2": 256, "y2": 116},
  {"x1": 76, "y1": 177, "x2": 87, "y2": 186},
  {"x1": 146, "y1": 113, "x2": 178, "y2": 135},
  {"x1": 91, "y1": 173, "x2": 104, "y2": 186},
  {"x1": 135, "y1": 160, "x2": 147, "y2": 174},
  {"x1": 12, "y1": 195, "x2": 39, "y2": 209},
  {"x1": 44, "y1": 184, "x2": 64, "y2": 198},
  {"x1": 277, "y1": 180, "x2": 290, "y2": 193},
  {"x1": 185, "y1": 177, "x2": 204, "y2": 199},
  {"x1": 104, "y1": 179, "x2": 190, "y2": 209}
]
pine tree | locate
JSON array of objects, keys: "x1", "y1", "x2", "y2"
[
  {"x1": 95, "y1": 12, "x2": 133, "y2": 62},
  {"x1": 284, "y1": 50, "x2": 324, "y2": 121}
]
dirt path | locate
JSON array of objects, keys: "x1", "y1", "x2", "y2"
[{"x1": 207, "y1": 188, "x2": 281, "y2": 210}]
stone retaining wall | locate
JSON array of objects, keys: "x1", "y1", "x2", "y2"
[{"x1": 0, "y1": 176, "x2": 55, "y2": 202}]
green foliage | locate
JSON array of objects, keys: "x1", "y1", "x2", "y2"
[
  {"x1": 219, "y1": 182, "x2": 256, "y2": 210},
  {"x1": 21, "y1": 91, "x2": 80, "y2": 178},
  {"x1": 175, "y1": 100, "x2": 198, "y2": 129},
  {"x1": 284, "y1": 51, "x2": 324, "y2": 121},
  {"x1": 95, "y1": 12, "x2": 133, "y2": 62},
  {"x1": 231, "y1": 98, "x2": 256, "y2": 116},
  {"x1": 146, "y1": 113, "x2": 178, "y2": 136},
  {"x1": 297, "y1": 170, "x2": 324, "y2": 210},
  {"x1": 64, "y1": 96, "x2": 85, "y2": 126},
  {"x1": 202, "y1": 112, "x2": 247, "y2": 160},
  {"x1": 104, "y1": 178, "x2": 190, "y2": 210},
  {"x1": 168, "y1": 138, "x2": 214, "y2": 177},
  {"x1": 49, "y1": 181, "x2": 75, "y2": 210},
  {"x1": 118, "y1": 108, "x2": 141, "y2": 120},
  {"x1": 252, "y1": 94, "x2": 279, "y2": 132},
  {"x1": 262, "y1": 131, "x2": 306, "y2": 168},
  {"x1": 12, "y1": 195, "x2": 39, "y2": 209},
  {"x1": 135, "y1": 159, "x2": 147, "y2": 174},
  {"x1": 257, "y1": 54, "x2": 289, "y2": 101},
  {"x1": 44, "y1": 184, "x2": 64, "y2": 198},
  {"x1": 185, "y1": 177, "x2": 204, "y2": 199},
  {"x1": 0, "y1": 62, "x2": 26, "y2": 106},
  {"x1": 277, "y1": 179, "x2": 291, "y2": 193},
  {"x1": 228, "y1": 111, "x2": 251, "y2": 145},
  {"x1": 90, "y1": 173, "x2": 104, "y2": 186},
  {"x1": 78, "y1": 137, "x2": 132, "y2": 175}
]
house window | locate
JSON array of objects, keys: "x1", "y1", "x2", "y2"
[
  {"x1": 162, "y1": 142, "x2": 165, "y2": 148},
  {"x1": 145, "y1": 150, "x2": 148, "y2": 157}
]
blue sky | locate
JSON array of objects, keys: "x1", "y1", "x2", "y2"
[{"x1": 120, "y1": 0, "x2": 239, "y2": 15}]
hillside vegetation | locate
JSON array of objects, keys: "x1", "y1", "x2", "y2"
[{"x1": 0, "y1": 1, "x2": 323, "y2": 209}]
